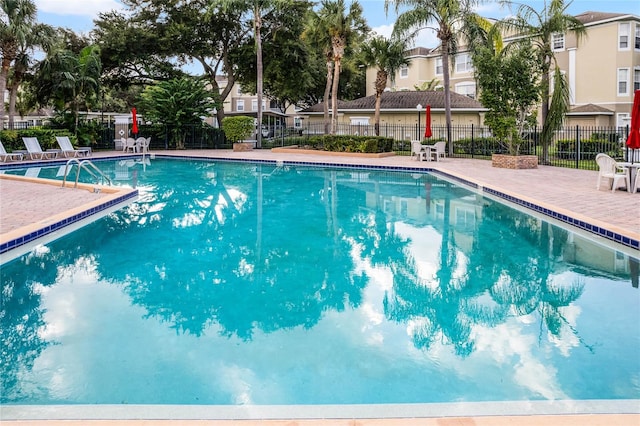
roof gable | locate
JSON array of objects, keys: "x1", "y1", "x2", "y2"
[{"x1": 302, "y1": 91, "x2": 484, "y2": 113}]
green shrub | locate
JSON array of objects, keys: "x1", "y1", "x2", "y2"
[
  {"x1": 221, "y1": 116, "x2": 254, "y2": 143},
  {"x1": 556, "y1": 138, "x2": 619, "y2": 160},
  {"x1": 282, "y1": 135, "x2": 393, "y2": 153},
  {"x1": 0, "y1": 128, "x2": 75, "y2": 150}
]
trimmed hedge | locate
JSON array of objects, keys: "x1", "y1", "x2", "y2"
[
  {"x1": 0, "y1": 128, "x2": 76, "y2": 151},
  {"x1": 284, "y1": 135, "x2": 394, "y2": 153},
  {"x1": 556, "y1": 138, "x2": 619, "y2": 160}
]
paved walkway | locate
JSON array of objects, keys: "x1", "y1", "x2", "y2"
[{"x1": 0, "y1": 150, "x2": 638, "y2": 426}]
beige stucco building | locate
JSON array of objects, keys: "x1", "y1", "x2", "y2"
[{"x1": 372, "y1": 11, "x2": 640, "y2": 129}]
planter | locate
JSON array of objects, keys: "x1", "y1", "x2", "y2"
[
  {"x1": 492, "y1": 154, "x2": 538, "y2": 169},
  {"x1": 233, "y1": 141, "x2": 255, "y2": 152}
]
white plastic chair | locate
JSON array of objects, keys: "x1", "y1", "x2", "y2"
[
  {"x1": 595, "y1": 153, "x2": 629, "y2": 192},
  {"x1": 633, "y1": 170, "x2": 640, "y2": 194},
  {"x1": 427, "y1": 141, "x2": 446, "y2": 161},
  {"x1": 411, "y1": 141, "x2": 426, "y2": 161},
  {"x1": 0, "y1": 140, "x2": 23, "y2": 162},
  {"x1": 136, "y1": 137, "x2": 150, "y2": 154},
  {"x1": 123, "y1": 138, "x2": 137, "y2": 153}
]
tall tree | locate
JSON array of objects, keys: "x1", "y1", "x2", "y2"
[
  {"x1": 318, "y1": 0, "x2": 368, "y2": 134},
  {"x1": 360, "y1": 35, "x2": 410, "y2": 136},
  {"x1": 500, "y1": 0, "x2": 586, "y2": 164},
  {"x1": 385, "y1": 0, "x2": 486, "y2": 155},
  {"x1": 6, "y1": 22, "x2": 54, "y2": 128},
  {"x1": 0, "y1": 0, "x2": 37, "y2": 129},
  {"x1": 222, "y1": 0, "x2": 304, "y2": 147},
  {"x1": 233, "y1": 0, "x2": 321, "y2": 112},
  {"x1": 33, "y1": 43, "x2": 102, "y2": 132},
  {"x1": 303, "y1": 6, "x2": 335, "y2": 134},
  {"x1": 140, "y1": 77, "x2": 216, "y2": 149}
]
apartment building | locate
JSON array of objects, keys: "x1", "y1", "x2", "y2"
[
  {"x1": 216, "y1": 75, "x2": 302, "y2": 133},
  {"x1": 370, "y1": 11, "x2": 640, "y2": 128}
]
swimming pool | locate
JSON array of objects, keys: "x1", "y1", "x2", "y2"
[{"x1": 1, "y1": 158, "x2": 639, "y2": 415}]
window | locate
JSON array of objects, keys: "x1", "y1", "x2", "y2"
[
  {"x1": 455, "y1": 53, "x2": 473, "y2": 73},
  {"x1": 293, "y1": 117, "x2": 302, "y2": 128},
  {"x1": 636, "y1": 24, "x2": 640, "y2": 49},
  {"x1": 399, "y1": 65, "x2": 408, "y2": 78},
  {"x1": 455, "y1": 82, "x2": 476, "y2": 99},
  {"x1": 236, "y1": 86, "x2": 243, "y2": 95},
  {"x1": 236, "y1": 99, "x2": 244, "y2": 111},
  {"x1": 552, "y1": 33, "x2": 565, "y2": 51},
  {"x1": 635, "y1": 68, "x2": 640, "y2": 92},
  {"x1": 435, "y1": 57, "x2": 443, "y2": 75},
  {"x1": 618, "y1": 68, "x2": 629, "y2": 95},
  {"x1": 619, "y1": 23, "x2": 630, "y2": 49},
  {"x1": 252, "y1": 99, "x2": 258, "y2": 111},
  {"x1": 350, "y1": 117, "x2": 370, "y2": 125}
]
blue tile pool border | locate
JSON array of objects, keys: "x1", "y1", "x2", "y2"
[
  {"x1": 0, "y1": 189, "x2": 138, "y2": 256},
  {"x1": 138, "y1": 154, "x2": 640, "y2": 251},
  {"x1": 2, "y1": 154, "x2": 637, "y2": 251}
]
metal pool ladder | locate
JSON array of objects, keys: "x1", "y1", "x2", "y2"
[{"x1": 62, "y1": 158, "x2": 112, "y2": 190}]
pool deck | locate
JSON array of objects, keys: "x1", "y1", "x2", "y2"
[{"x1": 0, "y1": 149, "x2": 639, "y2": 425}]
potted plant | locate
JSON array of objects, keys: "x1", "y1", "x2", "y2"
[
  {"x1": 222, "y1": 116, "x2": 255, "y2": 151},
  {"x1": 473, "y1": 38, "x2": 540, "y2": 169}
]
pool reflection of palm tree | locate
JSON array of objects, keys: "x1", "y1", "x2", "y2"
[
  {"x1": 88, "y1": 164, "x2": 367, "y2": 339},
  {"x1": 377, "y1": 189, "x2": 591, "y2": 356}
]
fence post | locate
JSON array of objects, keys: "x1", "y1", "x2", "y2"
[
  {"x1": 471, "y1": 123, "x2": 475, "y2": 159},
  {"x1": 575, "y1": 125, "x2": 580, "y2": 169}
]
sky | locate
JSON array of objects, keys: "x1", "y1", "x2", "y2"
[{"x1": 35, "y1": 0, "x2": 640, "y2": 49}]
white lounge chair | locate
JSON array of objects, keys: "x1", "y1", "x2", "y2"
[
  {"x1": 0, "y1": 140, "x2": 23, "y2": 162},
  {"x1": 595, "y1": 153, "x2": 628, "y2": 192},
  {"x1": 22, "y1": 137, "x2": 58, "y2": 160},
  {"x1": 55, "y1": 136, "x2": 90, "y2": 157}
]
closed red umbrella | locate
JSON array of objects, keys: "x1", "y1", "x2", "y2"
[
  {"x1": 131, "y1": 107, "x2": 138, "y2": 137},
  {"x1": 424, "y1": 105, "x2": 432, "y2": 138},
  {"x1": 626, "y1": 90, "x2": 640, "y2": 163}
]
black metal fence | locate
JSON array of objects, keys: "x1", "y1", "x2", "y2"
[{"x1": 95, "y1": 122, "x2": 633, "y2": 171}]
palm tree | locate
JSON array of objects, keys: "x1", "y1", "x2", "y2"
[
  {"x1": 360, "y1": 35, "x2": 410, "y2": 136},
  {"x1": 303, "y1": 7, "x2": 334, "y2": 134},
  {"x1": 501, "y1": 0, "x2": 586, "y2": 164},
  {"x1": 6, "y1": 22, "x2": 54, "y2": 128},
  {"x1": 318, "y1": 0, "x2": 368, "y2": 134},
  {"x1": 34, "y1": 43, "x2": 102, "y2": 132},
  {"x1": 385, "y1": 0, "x2": 486, "y2": 156},
  {"x1": 0, "y1": 0, "x2": 37, "y2": 129},
  {"x1": 414, "y1": 77, "x2": 440, "y2": 91}
]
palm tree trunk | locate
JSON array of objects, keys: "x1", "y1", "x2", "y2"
[
  {"x1": 0, "y1": 58, "x2": 11, "y2": 130},
  {"x1": 323, "y1": 60, "x2": 333, "y2": 135},
  {"x1": 441, "y1": 47, "x2": 453, "y2": 156},
  {"x1": 374, "y1": 92, "x2": 382, "y2": 136},
  {"x1": 331, "y1": 57, "x2": 341, "y2": 135},
  {"x1": 8, "y1": 82, "x2": 18, "y2": 129},
  {"x1": 254, "y1": 4, "x2": 263, "y2": 149},
  {"x1": 540, "y1": 63, "x2": 551, "y2": 164}
]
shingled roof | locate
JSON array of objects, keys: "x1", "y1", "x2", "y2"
[
  {"x1": 574, "y1": 11, "x2": 630, "y2": 25},
  {"x1": 568, "y1": 104, "x2": 614, "y2": 114},
  {"x1": 301, "y1": 91, "x2": 484, "y2": 113}
]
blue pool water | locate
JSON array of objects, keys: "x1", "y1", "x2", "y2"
[{"x1": 1, "y1": 158, "x2": 639, "y2": 406}]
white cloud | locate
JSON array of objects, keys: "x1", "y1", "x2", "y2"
[
  {"x1": 36, "y1": 0, "x2": 123, "y2": 17},
  {"x1": 371, "y1": 24, "x2": 439, "y2": 49}
]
